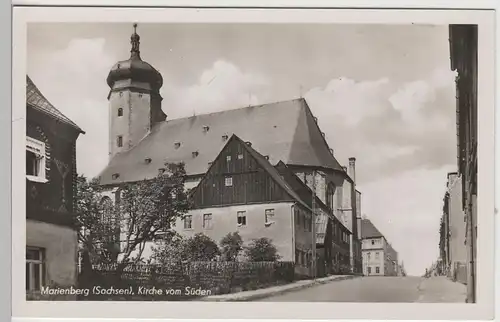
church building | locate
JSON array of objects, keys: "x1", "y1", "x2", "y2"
[{"x1": 97, "y1": 24, "x2": 362, "y2": 275}]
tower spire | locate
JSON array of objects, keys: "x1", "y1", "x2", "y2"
[{"x1": 130, "y1": 23, "x2": 141, "y2": 59}]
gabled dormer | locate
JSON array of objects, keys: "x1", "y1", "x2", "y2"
[{"x1": 191, "y1": 134, "x2": 306, "y2": 209}]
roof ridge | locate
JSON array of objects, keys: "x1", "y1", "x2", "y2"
[{"x1": 165, "y1": 97, "x2": 307, "y2": 123}]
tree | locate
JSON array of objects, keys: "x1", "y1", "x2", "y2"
[
  {"x1": 149, "y1": 233, "x2": 186, "y2": 265},
  {"x1": 182, "y1": 233, "x2": 221, "y2": 262},
  {"x1": 220, "y1": 232, "x2": 243, "y2": 261},
  {"x1": 245, "y1": 237, "x2": 280, "y2": 262},
  {"x1": 76, "y1": 162, "x2": 190, "y2": 276}
]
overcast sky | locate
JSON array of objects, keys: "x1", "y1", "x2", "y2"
[{"x1": 27, "y1": 23, "x2": 457, "y2": 276}]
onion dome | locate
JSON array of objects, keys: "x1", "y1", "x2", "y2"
[{"x1": 106, "y1": 23, "x2": 163, "y2": 93}]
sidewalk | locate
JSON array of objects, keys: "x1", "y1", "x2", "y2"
[
  {"x1": 200, "y1": 275, "x2": 358, "y2": 302},
  {"x1": 416, "y1": 276, "x2": 467, "y2": 303}
]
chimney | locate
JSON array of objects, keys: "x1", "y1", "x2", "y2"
[{"x1": 348, "y1": 157, "x2": 356, "y2": 185}]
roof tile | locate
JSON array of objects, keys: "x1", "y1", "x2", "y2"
[{"x1": 99, "y1": 98, "x2": 343, "y2": 185}]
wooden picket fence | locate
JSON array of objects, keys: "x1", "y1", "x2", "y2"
[{"x1": 78, "y1": 261, "x2": 295, "y2": 301}]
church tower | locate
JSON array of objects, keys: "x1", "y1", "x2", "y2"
[{"x1": 106, "y1": 24, "x2": 166, "y2": 160}]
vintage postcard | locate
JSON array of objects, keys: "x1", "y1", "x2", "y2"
[{"x1": 11, "y1": 4, "x2": 495, "y2": 320}]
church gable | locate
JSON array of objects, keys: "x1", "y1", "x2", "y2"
[{"x1": 191, "y1": 135, "x2": 295, "y2": 208}]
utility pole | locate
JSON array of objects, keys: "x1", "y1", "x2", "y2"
[{"x1": 311, "y1": 170, "x2": 317, "y2": 279}]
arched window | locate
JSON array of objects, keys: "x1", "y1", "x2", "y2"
[
  {"x1": 117, "y1": 108, "x2": 123, "y2": 117},
  {"x1": 336, "y1": 185, "x2": 343, "y2": 210},
  {"x1": 100, "y1": 196, "x2": 114, "y2": 226},
  {"x1": 326, "y1": 183, "x2": 335, "y2": 211}
]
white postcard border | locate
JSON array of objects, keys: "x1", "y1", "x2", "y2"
[{"x1": 11, "y1": 6, "x2": 496, "y2": 320}]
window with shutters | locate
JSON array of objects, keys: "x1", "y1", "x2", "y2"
[{"x1": 26, "y1": 137, "x2": 47, "y2": 183}]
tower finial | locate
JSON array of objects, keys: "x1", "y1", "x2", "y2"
[{"x1": 130, "y1": 23, "x2": 141, "y2": 59}]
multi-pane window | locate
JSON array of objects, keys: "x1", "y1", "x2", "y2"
[
  {"x1": 376, "y1": 266, "x2": 380, "y2": 274},
  {"x1": 367, "y1": 266, "x2": 372, "y2": 274},
  {"x1": 226, "y1": 155, "x2": 232, "y2": 162},
  {"x1": 225, "y1": 177, "x2": 233, "y2": 187},
  {"x1": 117, "y1": 135, "x2": 123, "y2": 147},
  {"x1": 26, "y1": 137, "x2": 46, "y2": 181},
  {"x1": 265, "y1": 209, "x2": 275, "y2": 225},
  {"x1": 184, "y1": 215, "x2": 193, "y2": 229},
  {"x1": 237, "y1": 211, "x2": 246, "y2": 226},
  {"x1": 203, "y1": 213, "x2": 213, "y2": 229},
  {"x1": 26, "y1": 247, "x2": 45, "y2": 292}
]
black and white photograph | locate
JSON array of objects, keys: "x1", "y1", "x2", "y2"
[{"x1": 11, "y1": 5, "x2": 495, "y2": 321}]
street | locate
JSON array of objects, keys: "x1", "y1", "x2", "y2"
[{"x1": 258, "y1": 276, "x2": 466, "y2": 302}]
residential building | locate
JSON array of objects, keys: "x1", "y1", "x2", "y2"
[
  {"x1": 443, "y1": 173, "x2": 467, "y2": 284},
  {"x1": 96, "y1": 25, "x2": 362, "y2": 273},
  {"x1": 449, "y1": 24, "x2": 477, "y2": 302},
  {"x1": 361, "y1": 219, "x2": 399, "y2": 276},
  {"x1": 178, "y1": 134, "x2": 351, "y2": 276},
  {"x1": 26, "y1": 76, "x2": 84, "y2": 299},
  {"x1": 385, "y1": 242, "x2": 399, "y2": 276},
  {"x1": 354, "y1": 189, "x2": 363, "y2": 273}
]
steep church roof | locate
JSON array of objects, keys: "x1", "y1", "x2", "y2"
[
  {"x1": 26, "y1": 76, "x2": 84, "y2": 133},
  {"x1": 361, "y1": 219, "x2": 385, "y2": 239},
  {"x1": 99, "y1": 98, "x2": 345, "y2": 185}
]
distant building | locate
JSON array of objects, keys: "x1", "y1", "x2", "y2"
[
  {"x1": 25, "y1": 76, "x2": 84, "y2": 299},
  {"x1": 398, "y1": 262, "x2": 407, "y2": 277},
  {"x1": 361, "y1": 219, "x2": 399, "y2": 276},
  {"x1": 449, "y1": 24, "x2": 477, "y2": 302},
  {"x1": 96, "y1": 25, "x2": 361, "y2": 274}
]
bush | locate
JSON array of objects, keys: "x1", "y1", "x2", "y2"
[
  {"x1": 245, "y1": 237, "x2": 281, "y2": 262},
  {"x1": 183, "y1": 233, "x2": 221, "y2": 261},
  {"x1": 220, "y1": 232, "x2": 243, "y2": 261}
]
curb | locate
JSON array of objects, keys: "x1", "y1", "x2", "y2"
[{"x1": 202, "y1": 275, "x2": 359, "y2": 302}]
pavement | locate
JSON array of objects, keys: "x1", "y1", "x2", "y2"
[
  {"x1": 415, "y1": 276, "x2": 467, "y2": 303},
  {"x1": 200, "y1": 275, "x2": 357, "y2": 302},
  {"x1": 255, "y1": 275, "x2": 467, "y2": 302}
]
